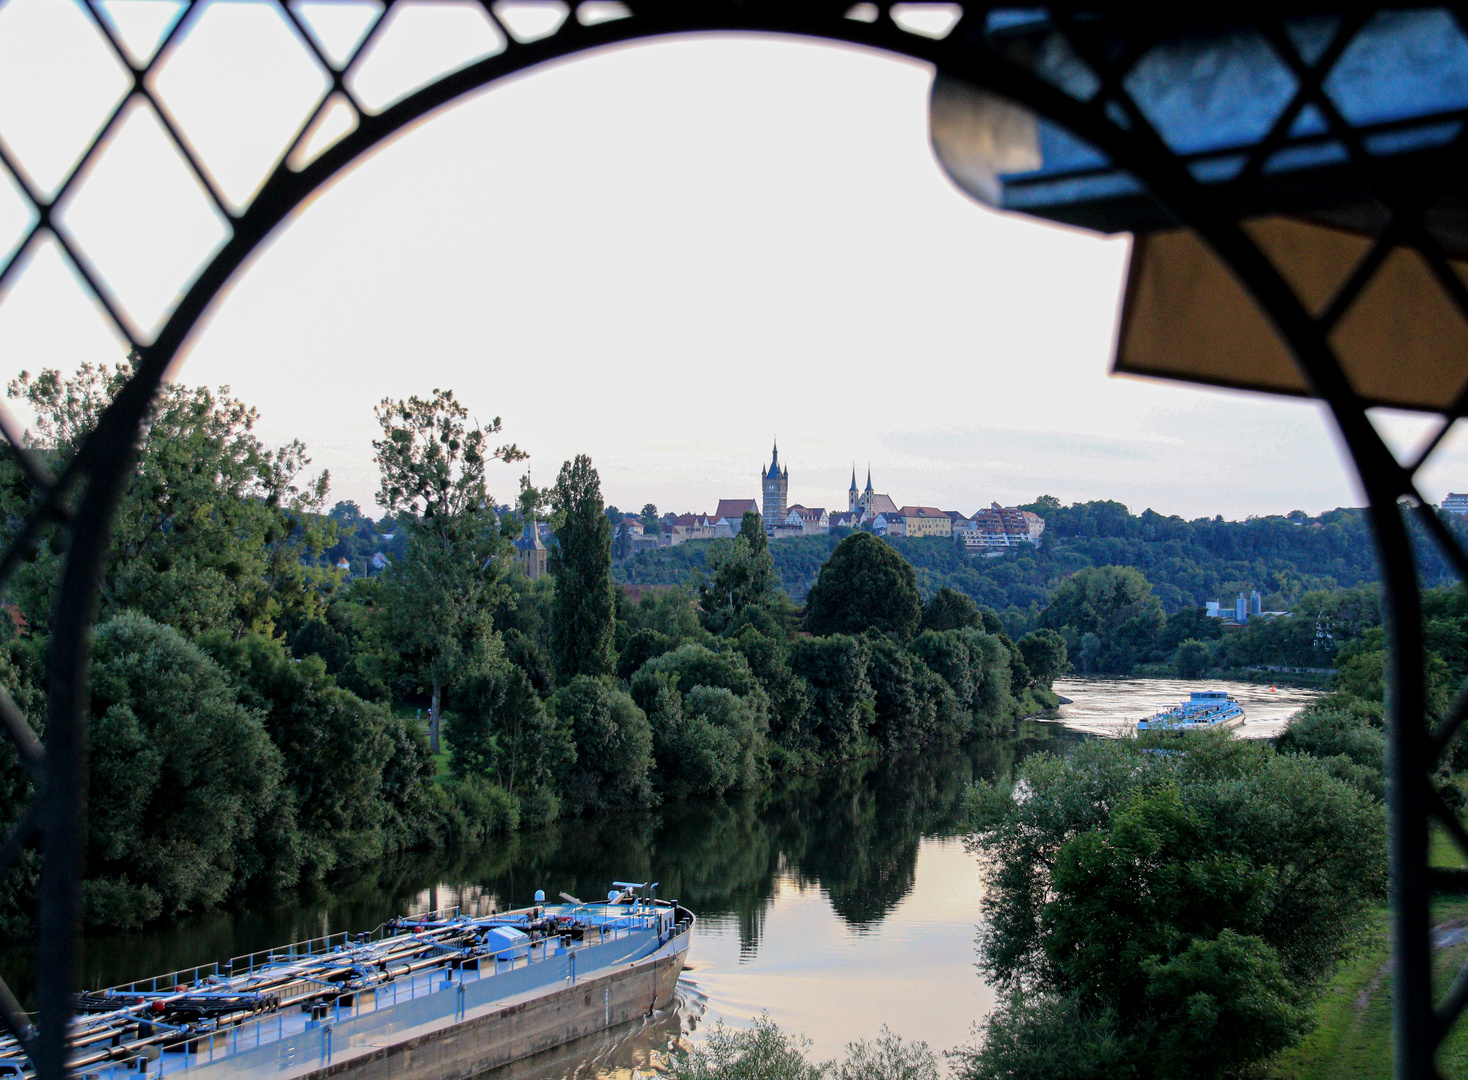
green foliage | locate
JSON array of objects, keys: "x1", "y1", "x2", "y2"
[
  {"x1": 789, "y1": 635, "x2": 874, "y2": 756},
  {"x1": 731, "y1": 628, "x2": 812, "y2": 753},
  {"x1": 804, "y1": 533, "x2": 922, "y2": 641},
  {"x1": 0, "y1": 638, "x2": 42, "y2": 941},
  {"x1": 199, "y1": 632, "x2": 405, "y2": 876},
  {"x1": 672, "y1": 1017, "x2": 826, "y2": 1080},
  {"x1": 551, "y1": 676, "x2": 655, "y2": 813},
  {"x1": 372, "y1": 388, "x2": 523, "y2": 521},
  {"x1": 551, "y1": 455, "x2": 617, "y2": 679},
  {"x1": 962, "y1": 734, "x2": 1386, "y2": 1079},
  {"x1": 434, "y1": 774, "x2": 521, "y2": 846},
  {"x1": 863, "y1": 634, "x2": 940, "y2": 754},
  {"x1": 701, "y1": 512, "x2": 779, "y2": 630},
  {"x1": 617, "y1": 627, "x2": 671, "y2": 680},
  {"x1": 9, "y1": 360, "x2": 336, "y2": 638},
  {"x1": 87, "y1": 614, "x2": 294, "y2": 929},
  {"x1": 446, "y1": 662, "x2": 573, "y2": 802},
  {"x1": 374, "y1": 388, "x2": 520, "y2": 751},
  {"x1": 920, "y1": 586, "x2": 983, "y2": 632},
  {"x1": 1276, "y1": 702, "x2": 1387, "y2": 799},
  {"x1": 630, "y1": 644, "x2": 770, "y2": 798},
  {"x1": 670, "y1": 1016, "x2": 939, "y2": 1080},
  {"x1": 911, "y1": 628, "x2": 1014, "y2": 737},
  {"x1": 1016, "y1": 629, "x2": 1067, "y2": 688},
  {"x1": 1173, "y1": 638, "x2": 1211, "y2": 679},
  {"x1": 954, "y1": 994, "x2": 1137, "y2": 1080},
  {"x1": 1038, "y1": 565, "x2": 1165, "y2": 674}
]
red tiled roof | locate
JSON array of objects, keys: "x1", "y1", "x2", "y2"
[{"x1": 714, "y1": 498, "x2": 759, "y2": 521}]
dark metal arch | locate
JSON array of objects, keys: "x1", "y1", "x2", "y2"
[{"x1": 0, "y1": 5, "x2": 1461, "y2": 1079}]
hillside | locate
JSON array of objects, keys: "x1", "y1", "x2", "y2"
[{"x1": 614, "y1": 500, "x2": 1465, "y2": 622}]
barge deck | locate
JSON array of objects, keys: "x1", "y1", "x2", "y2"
[{"x1": 0, "y1": 882, "x2": 692, "y2": 1080}]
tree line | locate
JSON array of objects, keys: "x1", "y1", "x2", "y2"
[
  {"x1": 0, "y1": 363, "x2": 1062, "y2": 938},
  {"x1": 948, "y1": 581, "x2": 1468, "y2": 1077},
  {"x1": 617, "y1": 494, "x2": 1468, "y2": 635}
]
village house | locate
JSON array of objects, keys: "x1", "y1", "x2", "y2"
[
  {"x1": 783, "y1": 505, "x2": 830, "y2": 536},
  {"x1": 895, "y1": 506, "x2": 952, "y2": 538},
  {"x1": 713, "y1": 497, "x2": 760, "y2": 536}
]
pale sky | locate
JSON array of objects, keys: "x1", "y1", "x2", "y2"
[{"x1": 1, "y1": 2, "x2": 1463, "y2": 521}]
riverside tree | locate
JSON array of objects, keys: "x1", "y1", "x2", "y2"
[
  {"x1": 550, "y1": 454, "x2": 616, "y2": 679},
  {"x1": 804, "y1": 533, "x2": 922, "y2": 641},
  {"x1": 86, "y1": 613, "x2": 295, "y2": 929},
  {"x1": 7, "y1": 359, "x2": 335, "y2": 638},
  {"x1": 446, "y1": 662, "x2": 573, "y2": 805},
  {"x1": 1037, "y1": 565, "x2": 1165, "y2": 674},
  {"x1": 700, "y1": 510, "x2": 778, "y2": 629},
  {"x1": 957, "y1": 732, "x2": 1386, "y2": 1080},
  {"x1": 373, "y1": 388, "x2": 525, "y2": 752}
]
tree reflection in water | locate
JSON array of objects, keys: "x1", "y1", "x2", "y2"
[{"x1": 1, "y1": 725, "x2": 1083, "y2": 1002}]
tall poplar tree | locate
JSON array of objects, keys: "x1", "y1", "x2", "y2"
[{"x1": 550, "y1": 455, "x2": 615, "y2": 679}]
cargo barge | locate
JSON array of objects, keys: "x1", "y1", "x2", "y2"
[
  {"x1": 1137, "y1": 690, "x2": 1245, "y2": 731},
  {"x1": 0, "y1": 881, "x2": 692, "y2": 1080}
]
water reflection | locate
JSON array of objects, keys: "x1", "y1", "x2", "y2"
[{"x1": 0, "y1": 733, "x2": 1078, "y2": 1004}]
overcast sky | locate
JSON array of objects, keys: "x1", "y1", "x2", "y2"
[{"x1": 1, "y1": 2, "x2": 1462, "y2": 521}]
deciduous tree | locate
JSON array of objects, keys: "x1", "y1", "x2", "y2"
[
  {"x1": 804, "y1": 533, "x2": 922, "y2": 641},
  {"x1": 373, "y1": 389, "x2": 523, "y2": 752}
]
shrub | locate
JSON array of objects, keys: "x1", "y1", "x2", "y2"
[
  {"x1": 551, "y1": 676, "x2": 656, "y2": 813},
  {"x1": 789, "y1": 635, "x2": 874, "y2": 756}
]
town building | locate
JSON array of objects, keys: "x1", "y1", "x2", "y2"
[
  {"x1": 872, "y1": 512, "x2": 904, "y2": 537},
  {"x1": 1445, "y1": 493, "x2": 1468, "y2": 516},
  {"x1": 961, "y1": 503, "x2": 1044, "y2": 549},
  {"x1": 783, "y1": 505, "x2": 830, "y2": 536},
  {"x1": 827, "y1": 510, "x2": 860, "y2": 530},
  {"x1": 514, "y1": 514, "x2": 548, "y2": 580},
  {"x1": 713, "y1": 498, "x2": 760, "y2": 536},
  {"x1": 665, "y1": 513, "x2": 717, "y2": 544},
  {"x1": 896, "y1": 506, "x2": 952, "y2": 538},
  {"x1": 761, "y1": 443, "x2": 789, "y2": 522}
]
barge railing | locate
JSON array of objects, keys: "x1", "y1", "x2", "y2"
[{"x1": 0, "y1": 903, "x2": 685, "y2": 1080}]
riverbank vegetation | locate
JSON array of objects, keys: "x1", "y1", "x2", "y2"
[
  {"x1": 0, "y1": 364, "x2": 1061, "y2": 939},
  {"x1": 945, "y1": 573, "x2": 1468, "y2": 1076},
  {"x1": 955, "y1": 729, "x2": 1386, "y2": 1079},
  {"x1": 669, "y1": 1017, "x2": 939, "y2": 1080}
]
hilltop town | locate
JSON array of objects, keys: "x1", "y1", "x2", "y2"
[{"x1": 608, "y1": 443, "x2": 1045, "y2": 558}]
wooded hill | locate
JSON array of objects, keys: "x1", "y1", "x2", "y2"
[{"x1": 616, "y1": 499, "x2": 1465, "y2": 623}]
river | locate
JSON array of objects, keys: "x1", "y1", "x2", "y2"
[{"x1": 0, "y1": 678, "x2": 1317, "y2": 1077}]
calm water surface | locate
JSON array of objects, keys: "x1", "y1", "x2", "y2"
[{"x1": 0, "y1": 680, "x2": 1315, "y2": 1076}]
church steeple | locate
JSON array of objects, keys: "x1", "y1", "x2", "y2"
[{"x1": 865, "y1": 465, "x2": 873, "y2": 494}]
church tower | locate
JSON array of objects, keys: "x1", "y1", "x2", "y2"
[
  {"x1": 849, "y1": 466, "x2": 859, "y2": 515},
  {"x1": 761, "y1": 441, "x2": 788, "y2": 521},
  {"x1": 861, "y1": 466, "x2": 874, "y2": 517},
  {"x1": 514, "y1": 512, "x2": 548, "y2": 580}
]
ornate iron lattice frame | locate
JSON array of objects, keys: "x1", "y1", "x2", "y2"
[{"x1": 0, "y1": 4, "x2": 1464, "y2": 1078}]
